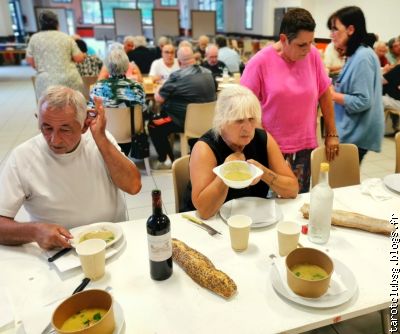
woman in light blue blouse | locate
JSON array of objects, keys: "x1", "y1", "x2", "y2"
[{"x1": 329, "y1": 6, "x2": 384, "y2": 162}]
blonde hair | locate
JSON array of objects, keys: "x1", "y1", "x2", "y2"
[
  {"x1": 38, "y1": 85, "x2": 87, "y2": 126},
  {"x1": 212, "y1": 85, "x2": 261, "y2": 137}
]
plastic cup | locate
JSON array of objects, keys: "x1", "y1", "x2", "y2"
[
  {"x1": 227, "y1": 215, "x2": 252, "y2": 251},
  {"x1": 277, "y1": 221, "x2": 301, "y2": 256},
  {"x1": 75, "y1": 239, "x2": 107, "y2": 280},
  {"x1": 233, "y1": 72, "x2": 241, "y2": 83}
]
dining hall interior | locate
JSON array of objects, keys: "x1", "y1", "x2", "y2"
[{"x1": 0, "y1": 0, "x2": 399, "y2": 333}]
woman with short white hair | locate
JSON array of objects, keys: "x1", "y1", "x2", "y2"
[{"x1": 183, "y1": 85, "x2": 299, "y2": 218}]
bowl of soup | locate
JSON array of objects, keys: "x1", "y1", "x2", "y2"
[
  {"x1": 213, "y1": 161, "x2": 263, "y2": 189},
  {"x1": 52, "y1": 289, "x2": 115, "y2": 334},
  {"x1": 285, "y1": 247, "x2": 334, "y2": 298}
]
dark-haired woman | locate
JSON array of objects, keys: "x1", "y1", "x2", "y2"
[
  {"x1": 329, "y1": 6, "x2": 384, "y2": 162},
  {"x1": 26, "y1": 10, "x2": 84, "y2": 99}
]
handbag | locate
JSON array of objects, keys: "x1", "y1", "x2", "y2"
[{"x1": 130, "y1": 132, "x2": 149, "y2": 159}]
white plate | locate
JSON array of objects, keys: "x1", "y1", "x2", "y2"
[
  {"x1": 216, "y1": 76, "x2": 234, "y2": 82},
  {"x1": 383, "y1": 174, "x2": 400, "y2": 193},
  {"x1": 270, "y1": 259, "x2": 358, "y2": 308},
  {"x1": 70, "y1": 222, "x2": 123, "y2": 248},
  {"x1": 219, "y1": 197, "x2": 283, "y2": 228},
  {"x1": 114, "y1": 300, "x2": 125, "y2": 334}
]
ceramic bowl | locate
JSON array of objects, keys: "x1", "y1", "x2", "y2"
[
  {"x1": 213, "y1": 161, "x2": 263, "y2": 189},
  {"x1": 285, "y1": 247, "x2": 334, "y2": 298},
  {"x1": 52, "y1": 289, "x2": 115, "y2": 334}
]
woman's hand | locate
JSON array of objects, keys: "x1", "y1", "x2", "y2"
[
  {"x1": 224, "y1": 152, "x2": 245, "y2": 163},
  {"x1": 247, "y1": 159, "x2": 264, "y2": 185}
]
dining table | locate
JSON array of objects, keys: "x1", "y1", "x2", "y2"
[{"x1": 0, "y1": 184, "x2": 399, "y2": 334}]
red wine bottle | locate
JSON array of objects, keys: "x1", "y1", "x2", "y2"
[{"x1": 147, "y1": 189, "x2": 173, "y2": 280}]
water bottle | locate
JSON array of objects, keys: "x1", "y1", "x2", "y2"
[
  {"x1": 222, "y1": 67, "x2": 229, "y2": 83},
  {"x1": 308, "y1": 162, "x2": 334, "y2": 244},
  {"x1": 147, "y1": 190, "x2": 173, "y2": 280}
]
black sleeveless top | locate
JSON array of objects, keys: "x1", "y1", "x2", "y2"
[{"x1": 181, "y1": 128, "x2": 270, "y2": 212}]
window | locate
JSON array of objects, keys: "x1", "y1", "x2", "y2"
[
  {"x1": 161, "y1": 0, "x2": 177, "y2": 6},
  {"x1": 245, "y1": 0, "x2": 253, "y2": 30},
  {"x1": 198, "y1": 0, "x2": 224, "y2": 32},
  {"x1": 82, "y1": 0, "x2": 153, "y2": 25}
]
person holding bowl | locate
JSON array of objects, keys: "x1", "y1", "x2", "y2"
[{"x1": 182, "y1": 85, "x2": 299, "y2": 219}]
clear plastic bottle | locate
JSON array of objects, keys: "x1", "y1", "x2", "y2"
[
  {"x1": 222, "y1": 67, "x2": 229, "y2": 82},
  {"x1": 308, "y1": 162, "x2": 334, "y2": 244}
]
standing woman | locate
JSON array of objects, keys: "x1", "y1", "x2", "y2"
[
  {"x1": 26, "y1": 10, "x2": 85, "y2": 99},
  {"x1": 241, "y1": 8, "x2": 339, "y2": 193},
  {"x1": 329, "y1": 6, "x2": 384, "y2": 162}
]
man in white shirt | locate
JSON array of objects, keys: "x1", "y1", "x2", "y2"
[
  {"x1": 0, "y1": 86, "x2": 142, "y2": 250},
  {"x1": 149, "y1": 43, "x2": 180, "y2": 83}
]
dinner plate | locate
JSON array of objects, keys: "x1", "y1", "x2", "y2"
[
  {"x1": 114, "y1": 300, "x2": 125, "y2": 334},
  {"x1": 216, "y1": 76, "x2": 234, "y2": 82},
  {"x1": 70, "y1": 222, "x2": 123, "y2": 248},
  {"x1": 383, "y1": 173, "x2": 400, "y2": 193},
  {"x1": 219, "y1": 197, "x2": 283, "y2": 228},
  {"x1": 270, "y1": 259, "x2": 358, "y2": 308}
]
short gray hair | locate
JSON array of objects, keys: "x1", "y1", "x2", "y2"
[
  {"x1": 212, "y1": 85, "x2": 261, "y2": 137},
  {"x1": 105, "y1": 48, "x2": 129, "y2": 77},
  {"x1": 38, "y1": 85, "x2": 87, "y2": 126},
  {"x1": 133, "y1": 35, "x2": 147, "y2": 47},
  {"x1": 123, "y1": 35, "x2": 135, "y2": 45}
]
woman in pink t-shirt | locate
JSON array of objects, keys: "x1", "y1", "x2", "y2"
[{"x1": 241, "y1": 8, "x2": 339, "y2": 193}]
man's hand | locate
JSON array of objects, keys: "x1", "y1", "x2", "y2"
[
  {"x1": 89, "y1": 96, "x2": 107, "y2": 143},
  {"x1": 33, "y1": 222, "x2": 73, "y2": 250}
]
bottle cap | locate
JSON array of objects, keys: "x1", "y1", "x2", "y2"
[{"x1": 320, "y1": 162, "x2": 330, "y2": 172}]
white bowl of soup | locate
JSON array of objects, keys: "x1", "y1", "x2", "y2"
[
  {"x1": 52, "y1": 289, "x2": 115, "y2": 334},
  {"x1": 285, "y1": 247, "x2": 334, "y2": 298},
  {"x1": 213, "y1": 161, "x2": 263, "y2": 189}
]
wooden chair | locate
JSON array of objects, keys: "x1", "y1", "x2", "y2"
[
  {"x1": 105, "y1": 105, "x2": 151, "y2": 176},
  {"x1": 82, "y1": 76, "x2": 98, "y2": 101},
  {"x1": 179, "y1": 101, "x2": 216, "y2": 156},
  {"x1": 396, "y1": 132, "x2": 400, "y2": 173},
  {"x1": 172, "y1": 155, "x2": 190, "y2": 213},
  {"x1": 311, "y1": 143, "x2": 360, "y2": 189}
]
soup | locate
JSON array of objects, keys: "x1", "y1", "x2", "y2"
[
  {"x1": 61, "y1": 308, "x2": 107, "y2": 330},
  {"x1": 79, "y1": 230, "x2": 115, "y2": 243},
  {"x1": 290, "y1": 263, "x2": 328, "y2": 281},
  {"x1": 223, "y1": 171, "x2": 252, "y2": 181}
]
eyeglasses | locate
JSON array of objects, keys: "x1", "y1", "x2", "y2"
[{"x1": 163, "y1": 51, "x2": 174, "y2": 54}]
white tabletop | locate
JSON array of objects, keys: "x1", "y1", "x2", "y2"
[{"x1": 0, "y1": 185, "x2": 399, "y2": 334}]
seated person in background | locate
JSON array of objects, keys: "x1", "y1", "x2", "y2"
[
  {"x1": 374, "y1": 40, "x2": 389, "y2": 67},
  {"x1": 194, "y1": 35, "x2": 209, "y2": 62},
  {"x1": 201, "y1": 44, "x2": 230, "y2": 79},
  {"x1": 0, "y1": 86, "x2": 141, "y2": 250},
  {"x1": 72, "y1": 34, "x2": 96, "y2": 55},
  {"x1": 149, "y1": 43, "x2": 180, "y2": 83},
  {"x1": 323, "y1": 42, "x2": 345, "y2": 84},
  {"x1": 90, "y1": 47, "x2": 146, "y2": 155},
  {"x1": 150, "y1": 46, "x2": 216, "y2": 170},
  {"x1": 154, "y1": 36, "x2": 171, "y2": 59},
  {"x1": 215, "y1": 35, "x2": 241, "y2": 73},
  {"x1": 178, "y1": 40, "x2": 193, "y2": 49},
  {"x1": 382, "y1": 63, "x2": 400, "y2": 135},
  {"x1": 127, "y1": 36, "x2": 156, "y2": 75},
  {"x1": 183, "y1": 85, "x2": 299, "y2": 218},
  {"x1": 75, "y1": 39, "x2": 103, "y2": 77},
  {"x1": 387, "y1": 36, "x2": 400, "y2": 65},
  {"x1": 98, "y1": 42, "x2": 143, "y2": 83}
]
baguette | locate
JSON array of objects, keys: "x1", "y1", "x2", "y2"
[
  {"x1": 172, "y1": 238, "x2": 237, "y2": 299},
  {"x1": 300, "y1": 203, "x2": 394, "y2": 235}
]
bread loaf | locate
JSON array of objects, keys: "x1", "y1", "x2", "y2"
[
  {"x1": 300, "y1": 203, "x2": 394, "y2": 235},
  {"x1": 172, "y1": 238, "x2": 237, "y2": 298}
]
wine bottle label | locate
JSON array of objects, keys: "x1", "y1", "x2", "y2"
[{"x1": 147, "y1": 232, "x2": 172, "y2": 262}]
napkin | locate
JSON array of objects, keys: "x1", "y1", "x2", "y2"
[
  {"x1": 0, "y1": 287, "x2": 14, "y2": 330},
  {"x1": 46, "y1": 236, "x2": 126, "y2": 272},
  {"x1": 361, "y1": 178, "x2": 392, "y2": 201},
  {"x1": 273, "y1": 256, "x2": 347, "y2": 299}
]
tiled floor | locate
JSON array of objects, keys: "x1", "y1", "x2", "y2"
[{"x1": 0, "y1": 65, "x2": 395, "y2": 334}]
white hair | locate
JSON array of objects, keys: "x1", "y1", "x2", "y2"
[
  {"x1": 105, "y1": 48, "x2": 129, "y2": 77},
  {"x1": 133, "y1": 35, "x2": 147, "y2": 47},
  {"x1": 38, "y1": 85, "x2": 87, "y2": 126},
  {"x1": 123, "y1": 35, "x2": 135, "y2": 45},
  {"x1": 212, "y1": 85, "x2": 261, "y2": 137}
]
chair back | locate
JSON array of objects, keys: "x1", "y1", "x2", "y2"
[
  {"x1": 396, "y1": 132, "x2": 400, "y2": 173},
  {"x1": 172, "y1": 155, "x2": 190, "y2": 213},
  {"x1": 180, "y1": 101, "x2": 216, "y2": 156},
  {"x1": 82, "y1": 76, "x2": 98, "y2": 101},
  {"x1": 311, "y1": 143, "x2": 360, "y2": 189},
  {"x1": 105, "y1": 105, "x2": 143, "y2": 143}
]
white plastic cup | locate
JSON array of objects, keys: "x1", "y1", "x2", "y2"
[
  {"x1": 276, "y1": 221, "x2": 301, "y2": 256},
  {"x1": 75, "y1": 239, "x2": 107, "y2": 280},
  {"x1": 233, "y1": 72, "x2": 241, "y2": 83},
  {"x1": 227, "y1": 215, "x2": 252, "y2": 251}
]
